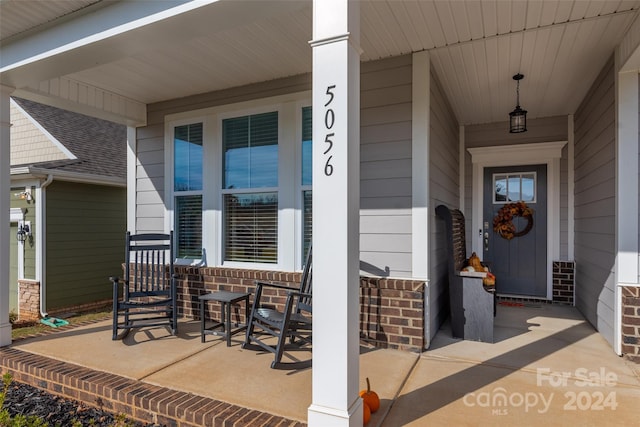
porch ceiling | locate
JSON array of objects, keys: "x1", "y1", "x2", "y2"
[{"x1": 1, "y1": 0, "x2": 639, "y2": 126}]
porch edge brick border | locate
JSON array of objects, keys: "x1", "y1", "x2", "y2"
[
  {"x1": 173, "y1": 266, "x2": 427, "y2": 352},
  {"x1": 0, "y1": 347, "x2": 304, "y2": 427}
]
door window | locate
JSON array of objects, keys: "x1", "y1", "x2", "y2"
[{"x1": 493, "y1": 172, "x2": 536, "y2": 203}]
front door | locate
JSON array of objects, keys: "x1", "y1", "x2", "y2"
[{"x1": 483, "y1": 165, "x2": 547, "y2": 297}]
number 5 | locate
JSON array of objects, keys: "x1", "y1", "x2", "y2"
[{"x1": 325, "y1": 85, "x2": 336, "y2": 107}]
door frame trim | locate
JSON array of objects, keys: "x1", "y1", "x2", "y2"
[{"x1": 468, "y1": 141, "x2": 567, "y2": 299}]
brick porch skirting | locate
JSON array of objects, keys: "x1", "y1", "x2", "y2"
[
  {"x1": 173, "y1": 266, "x2": 427, "y2": 352},
  {"x1": 0, "y1": 347, "x2": 304, "y2": 427},
  {"x1": 621, "y1": 286, "x2": 640, "y2": 364}
]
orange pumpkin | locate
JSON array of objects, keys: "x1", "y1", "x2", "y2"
[
  {"x1": 362, "y1": 401, "x2": 371, "y2": 425},
  {"x1": 359, "y1": 377, "x2": 380, "y2": 413}
]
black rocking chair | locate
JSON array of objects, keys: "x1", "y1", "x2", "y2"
[
  {"x1": 111, "y1": 232, "x2": 178, "y2": 340},
  {"x1": 243, "y1": 246, "x2": 312, "y2": 369}
]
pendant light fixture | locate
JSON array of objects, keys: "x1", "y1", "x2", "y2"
[{"x1": 509, "y1": 73, "x2": 527, "y2": 133}]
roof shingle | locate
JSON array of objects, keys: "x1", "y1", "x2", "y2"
[{"x1": 12, "y1": 97, "x2": 126, "y2": 180}]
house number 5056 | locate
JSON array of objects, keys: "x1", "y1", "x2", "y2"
[{"x1": 323, "y1": 85, "x2": 336, "y2": 176}]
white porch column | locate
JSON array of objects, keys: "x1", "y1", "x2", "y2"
[
  {"x1": 308, "y1": 0, "x2": 361, "y2": 426},
  {"x1": 0, "y1": 85, "x2": 14, "y2": 346}
]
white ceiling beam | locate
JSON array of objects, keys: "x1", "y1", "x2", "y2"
[
  {"x1": 0, "y1": 0, "x2": 306, "y2": 89},
  {"x1": 1, "y1": 1, "x2": 218, "y2": 87}
]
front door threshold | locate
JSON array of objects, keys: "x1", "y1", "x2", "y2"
[{"x1": 496, "y1": 294, "x2": 552, "y2": 305}]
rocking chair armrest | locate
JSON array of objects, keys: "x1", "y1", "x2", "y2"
[
  {"x1": 285, "y1": 290, "x2": 312, "y2": 300},
  {"x1": 110, "y1": 276, "x2": 129, "y2": 287},
  {"x1": 254, "y1": 281, "x2": 299, "y2": 292}
]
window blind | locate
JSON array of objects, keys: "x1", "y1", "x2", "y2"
[
  {"x1": 303, "y1": 190, "x2": 312, "y2": 260},
  {"x1": 175, "y1": 195, "x2": 202, "y2": 259},
  {"x1": 224, "y1": 193, "x2": 278, "y2": 263},
  {"x1": 302, "y1": 106, "x2": 312, "y2": 186}
]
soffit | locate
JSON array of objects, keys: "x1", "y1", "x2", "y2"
[{"x1": 0, "y1": 0, "x2": 103, "y2": 41}]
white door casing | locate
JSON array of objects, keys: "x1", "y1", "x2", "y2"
[{"x1": 468, "y1": 141, "x2": 566, "y2": 299}]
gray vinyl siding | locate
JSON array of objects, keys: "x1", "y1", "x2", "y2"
[
  {"x1": 136, "y1": 123, "x2": 165, "y2": 232},
  {"x1": 464, "y1": 116, "x2": 569, "y2": 259},
  {"x1": 360, "y1": 55, "x2": 413, "y2": 277},
  {"x1": 429, "y1": 68, "x2": 460, "y2": 343},
  {"x1": 573, "y1": 56, "x2": 616, "y2": 346},
  {"x1": 45, "y1": 181, "x2": 126, "y2": 310}
]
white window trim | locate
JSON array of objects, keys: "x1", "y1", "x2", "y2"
[
  {"x1": 10, "y1": 208, "x2": 25, "y2": 280},
  {"x1": 296, "y1": 101, "x2": 312, "y2": 269},
  {"x1": 165, "y1": 116, "x2": 208, "y2": 266},
  {"x1": 165, "y1": 91, "x2": 311, "y2": 271}
]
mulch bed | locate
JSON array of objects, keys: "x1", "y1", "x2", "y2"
[{"x1": 1, "y1": 380, "x2": 165, "y2": 427}]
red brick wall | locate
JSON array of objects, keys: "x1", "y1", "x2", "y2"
[
  {"x1": 552, "y1": 261, "x2": 575, "y2": 305},
  {"x1": 360, "y1": 277, "x2": 425, "y2": 351},
  {"x1": 621, "y1": 286, "x2": 640, "y2": 363},
  {"x1": 173, "y1": 266, "x2": 427, "y2": 352}
]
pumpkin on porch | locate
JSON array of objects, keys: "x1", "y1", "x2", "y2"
[
  {"x1": 363, "y1": 401, "x2": 371, "y2": 425},
  {"x1": 360, "y1": 377, "x2": 380, "y2": 413}
]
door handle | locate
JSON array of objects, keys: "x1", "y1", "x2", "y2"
[{"x1": 484, "y1": 232, "x2": 489, "y2": 251}]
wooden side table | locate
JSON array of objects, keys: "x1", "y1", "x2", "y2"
[{"x1": 199, "y1": 291, "x2": 250, "y2": 346}]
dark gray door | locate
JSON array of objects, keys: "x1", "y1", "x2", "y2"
[{"x1": 483, "y1": 165, "x2": 547, "y2": 297}]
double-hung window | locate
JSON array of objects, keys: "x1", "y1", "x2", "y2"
[
  {"x1": 301, "y1": 106, "x2": 312, "y2": 260},
  {"x1": 168, "y1": 93, "x2": 311, "y2": 269},
  {"x1": 174, "y1": 123, "x2": 203, "y2": 259},
  {"x1": 222, "y1": 111, "x2": 279, "y2": 263}
]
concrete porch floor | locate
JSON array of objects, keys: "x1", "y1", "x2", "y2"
[{"x1": 2, "y1": 303, "x2": 639, "y2": 426}]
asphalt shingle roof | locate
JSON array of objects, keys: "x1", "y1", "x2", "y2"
[{"x1": 12, "y1": 97, "x2": 126, "y2": 180}]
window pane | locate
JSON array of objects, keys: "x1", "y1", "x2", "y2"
[
  {"x1": 174, "y1": 123, "x2": 203, "y2": 191},
  {"x1": 223, "y1": 112, "x2": 278, "y2": 189},
  {"x1": 521, "y1": 174, "x2": 535, "y2": 201},
  {"x1": 303, "y1": 190, "x2": 312, "y2": 260},
  {"x1": 175, "y1": 195, "x2": 202, "y2": 259},
  {"x1": 494, "y1": 175, "x2": 507, "y2": 202},
  {"x1": 302, "y1": 107, "x2": 312, "y2": 186},
  {"x1": 224, "y1": 192, "x2": 277, "y2": 263},
  {"x1": 507, "y1": 176, "x2": 521, "y2": 201}
]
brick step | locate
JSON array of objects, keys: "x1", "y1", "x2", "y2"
[{"x1": 0, "y1": 347, "x2": 303, "y2": 427}]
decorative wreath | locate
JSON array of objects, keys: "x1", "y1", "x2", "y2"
[{"x1": 493, "y1": 201, "x2": 534, "y2": 240}]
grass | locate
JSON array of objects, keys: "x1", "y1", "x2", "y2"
[{"x1": 11, "y1": 307, "x2": 112, "y2": 341}]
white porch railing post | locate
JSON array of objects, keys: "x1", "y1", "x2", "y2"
[
  {"x1": 308, "y1": 0, "x2": 361, "y2": 425},
  {"x1": 0, "y1": 85, "x2": 14, "y2": 346}
]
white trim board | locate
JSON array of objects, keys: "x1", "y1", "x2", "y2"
[{"x1": 468, "y1": 141, "x2": 567, "y2": 300}]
